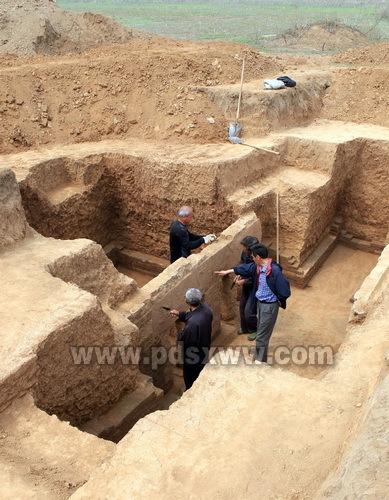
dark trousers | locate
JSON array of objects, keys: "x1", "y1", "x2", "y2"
[
  {"x1": 239, "y1": 288, "x2": 257, "y2": 333},
  {"x1": 255, "y1": 301, "x2": 279, "y2": 362},
  {"x1": 183, "y1": 363, "x2": 205, "y2": 390}
]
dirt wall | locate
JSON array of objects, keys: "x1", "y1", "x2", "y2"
[
  {"x1": 20, "y1": 152, "x2": 237, "y2": 258},
  {"x1": 47, "y1": 240, "x2": 138, "y2": 309},
  {"x1": 0, "y1": 168, "x2": 28, "y2": 249},
  {"x1": 20, "y1": 156, "x2": 120, "y2": 246},
  {"x1": 107, "y1": 154, "x2": 236, "y2": 257},
  {"x1": 283, "y1": 140, "x2": 365, "y2": 265},
  {"x1": 205, "y1": 74, "x2": 329, "y2": 135},
  {"x1": 341, "y1": 140, "x2": 389, "y2": 246},
  {"x1": 33, "y1": 299, "x2": 136, "y2": 425},
  {"x1": 270, "y1": 137, "x2": 388, "y2": 266}
]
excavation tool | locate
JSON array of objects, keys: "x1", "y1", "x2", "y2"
[
  {"x1": 239, "y1": 143, "x2": 279, "y2": 155},
  {"x1": 228, "y1": 57, "x2": 279, "y2": 156},
  {"x1": 228, "y1": 56, "x2": 245, "y2": 144}
]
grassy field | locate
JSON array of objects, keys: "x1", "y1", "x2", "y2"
[{"x1": 58, "y1": 0, "x2": 389, "y2": 47}]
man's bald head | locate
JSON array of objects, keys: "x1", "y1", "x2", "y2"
[{"x1": 177, "y1": 206, "x2": 194, "y2": 224}]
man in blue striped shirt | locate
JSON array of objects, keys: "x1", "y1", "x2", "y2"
[{"x1": 215, "y1": 243, "x2": 290, "y2": 362}]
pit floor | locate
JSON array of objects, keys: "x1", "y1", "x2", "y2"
[
  {"x1": 84, "y1": 244, "x2": 379, "y2": 437},
  {"x1": 118, "y1": 244, "x2": 378, "y2": 382},
  {"x1": 214, "y1": 244, "x2": 378, "y2": 378},
  {"x1": 116, "y1": 265, "x2": 156, "y2": 287}
]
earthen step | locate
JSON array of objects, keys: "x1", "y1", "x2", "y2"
[
  {"x1": 228, "y1": 166, "x2": 330, "y2": 212},
  {"x1": 80, "y1": 374, "x2": 164, "y2": 443},
  {"x1": 283, "y1": 233, "x2": 338, "y2": 288}
]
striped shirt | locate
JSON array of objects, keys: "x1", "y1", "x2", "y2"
[{"x1": 255, "y1": 265, "x2": 278, "y2": 303}]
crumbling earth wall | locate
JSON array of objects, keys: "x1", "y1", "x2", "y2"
[
  {"x1": 20, "y1": 155, "x2": 119, "y2": 246},
  {"x1": 0, "y1": 168, "x2": 28, "y2": 249},
  {"x1": 0, "y1": 169, "x2": 140, "y2": 424}
]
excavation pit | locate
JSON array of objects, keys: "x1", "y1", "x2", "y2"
[
  {"x1": 0, "y1": 79, "x2": 388, "y2": 498},
  {"x1": 74, "y1": 244, "x2": 379, "y2": 444},
  {"x1": 215, "y1": 244, "x2": 379, "y2": 378}
]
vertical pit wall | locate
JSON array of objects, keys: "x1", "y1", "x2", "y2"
[
  {"x1": 19, "y1": 152, "x2": 237, "y2": 258},
  {"x1": 0, "y1": 169, "x2": 28, "y2": 249},
  {"x1": 340, "y1": 139, "x2": 389, "y2": 247}
]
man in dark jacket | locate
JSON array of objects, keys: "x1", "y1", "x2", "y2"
[
  {"x1": 215, "y1": 244, "x2": 290, "y2": 363},
  {"x1": 235, "y1": 235, "x2": 259, "y2": 335},
  {"x1": 169, "y1": 206, "x2": 216, "y2": 263},
  {"x1": 170, "y1": 288, "x2": 213, "y2": 390}
]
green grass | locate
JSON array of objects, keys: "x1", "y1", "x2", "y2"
[{"x1": 57, "y1": 0, "x2": 389, "y2": 49}]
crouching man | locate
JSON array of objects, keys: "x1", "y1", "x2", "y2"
[
  {"x1": 170, "y1": 288, "x2": 213, "y2": 390},
  {"x1": 215, "y1": 244, "x2": 290, "y2": 363}
]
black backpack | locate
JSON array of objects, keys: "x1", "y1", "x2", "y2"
[{"x1": 277, "y1": 76, "x2": 297, "y2": 88}]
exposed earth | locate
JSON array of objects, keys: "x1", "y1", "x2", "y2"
[
  {"x1": 0, "y1": 1, "x2": 388, "y2": 499},
  {"x1": 263, "y1": 22, "x2": 372, "y2": 54},
  {"x1": 0, "y1": 0, "x2": 138, "y2": 57}
]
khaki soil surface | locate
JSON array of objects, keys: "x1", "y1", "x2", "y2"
[
  {"x1": 0, "y1": 0, "x2": 136, "y2": 57},
  {"x1": 264, "y1": 22, "x2": 371, "y2": 54},
  {"x1": 0, "y1": 35, "x2": 388, "y2": 154},
  {"x1": 0, "y1": 37, "x2": 281, "y2": 153}
]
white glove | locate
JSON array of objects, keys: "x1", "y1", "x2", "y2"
[{"x1": 203, "y1": 234, "x2": 217, "y2": 244}]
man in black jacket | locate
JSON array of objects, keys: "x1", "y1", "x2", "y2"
[
  {"x1": 169, "y1": 206, "x2": 216, "y2": 263},
  {"x1": 170, "y1": 288, "x2": 213, "y2": 390},
  {"x1": 215, "y1": 244, "x2": 291, "y2": 363},
  {"x1": 235, "y1": 235, "x2": 259, "y2": 335}
]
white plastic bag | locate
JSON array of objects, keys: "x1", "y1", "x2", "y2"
[{"x1": 263, "y1": 79, "x2": 286, "y2": 90}]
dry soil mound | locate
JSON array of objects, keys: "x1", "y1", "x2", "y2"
[
  {"x1": 0, "y1": 38, "x2": 282, "y2": 153},
  {"x1": 265, "y1": 22, "x2": 370, "y2": 54},
  {"x1": 333, "y1": 42, "x2": 389, "y2": 65},
  {"x1": 320, "y1": 42, "x2": 389, "y2": 127},
  {"x1": 0, "y1": 0, "x2": 136, "y2": 56}
]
